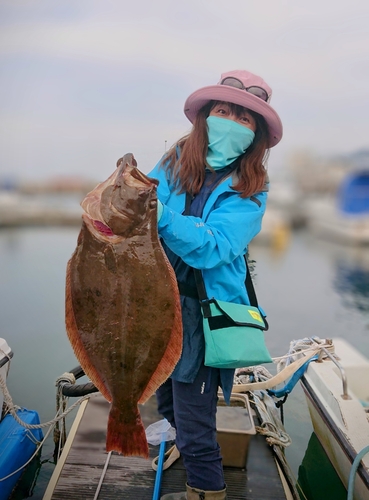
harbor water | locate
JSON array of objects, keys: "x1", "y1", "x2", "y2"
[{"x1": 1, "y1": 224, "x2": 369, "y2": 499}]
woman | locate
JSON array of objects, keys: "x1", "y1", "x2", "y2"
[{"x1": 148, "y1": 69, "x2": 283, "y2": 500}]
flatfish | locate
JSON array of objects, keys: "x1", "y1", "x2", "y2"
[{"x1": 65, "y1": 153, "x2": 182, "y2": 457}]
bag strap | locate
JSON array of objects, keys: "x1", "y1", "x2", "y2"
[
  {"x1": 244, "y1": 258, "x2": 258, "y2": 308},
  {"x1": 193, "y1": 265, "x2": 211, "y2": 317},
  {"x1": 184, "y1": 192, "x2": 263, "y2": 316}
]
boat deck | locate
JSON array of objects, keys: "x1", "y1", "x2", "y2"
[{"x1": 43, "y1": 394, "x2": 291, "y2": 500}]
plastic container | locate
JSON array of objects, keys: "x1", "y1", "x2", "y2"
[{"x1": 216, "y1": 393, "x2": 256, "y2": 468}]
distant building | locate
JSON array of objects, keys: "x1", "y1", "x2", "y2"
[{"x1": 18, "y1": 176, "x2": 97, "y2": 195}]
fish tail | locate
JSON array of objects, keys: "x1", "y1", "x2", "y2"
[{"x1": 106, "y1": 404, "x2": 149, "y2": 458}]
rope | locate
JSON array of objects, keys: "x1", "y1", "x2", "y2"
[
  {"x1": 234, "y1": 366, "x2": 291, "y2": 447},
  {"x1": 53, "y1": 373, "x2": 78, "y2": 459},
  {"x1": 0, "y1": 411, "x2": 56, "y2": 482},
  {"x1": 232, "y1": 338, "x2": 336, "y2": 445},
  {"x1": 55, "y1": 372, "x2": 76, "y2": 387},
  {"x1": 347, "y1": 445, "x2": 369, "y2": 500},
  {"x1": 234, "y1": 367, "x2": 304, "y2": 500},
  {"x1": 0, "y1": 372, "x2": 98, "y2": 482},
  {"x1": 231, "y1": 337, "x2": 343, "y2": 500},
  {"x1": 232, "y1": 338, "x2": 333, "y2": 393},
  {"x1": 275, "y1": 337, "x2": 333, "y2": 372},
  {"x1": 235, "y1": 365, "x2": 272, "y2": 384},
  {"x1": 251, "y1": 391, "x2": 292, "y2": 447},
  {"x1": 0, "y1": 373, "x2": 93, "y2": 430},
  {"x1": 232, "y1": 348, "x2": 321, "y2": 393}
]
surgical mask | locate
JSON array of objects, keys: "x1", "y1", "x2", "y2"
[{"x1": 206, "y1": 116, "x2": 255, "y2": 169}]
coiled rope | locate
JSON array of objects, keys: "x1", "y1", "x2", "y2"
[
  {"x1": 234, "y1": 367, "x2": 292, "y2": 448},
  {"x1": 276, "y1": 337, "x2": 332, "y2": 372},
  {"x1": 232, "y1": 337, "x2": 336, "y2": 500}
]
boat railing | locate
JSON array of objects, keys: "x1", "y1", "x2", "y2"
[{"x1": 310, "y1": 337, "x2": 350, "y2": 400}]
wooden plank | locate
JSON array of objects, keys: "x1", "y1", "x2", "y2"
[
  {"x1": 47, "y1": 394, "x2": 290, "y2": 500},
  {"x1": 43, "y1": 399, "x2": 89, "y2": 500}
]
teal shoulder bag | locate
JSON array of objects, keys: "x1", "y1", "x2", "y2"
[
  {"x1": 193, "y1": 262, "x2": 272, "y2": 369},
  {"x1": 183, "y1": 191, "x2": 272, "y2": 369}
]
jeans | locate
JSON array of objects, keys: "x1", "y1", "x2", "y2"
[{"x1": 156, "y1": 363, "x2": 225, "y2": 491}]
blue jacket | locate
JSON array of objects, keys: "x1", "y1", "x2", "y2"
[
  {"x1": 149, "y1": 159, "x2": 268, "y2": 305},
  {"x1": 148, "y1": 158, "x2": 267, "y2": 401}
]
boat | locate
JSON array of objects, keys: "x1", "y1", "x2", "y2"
[
  {"x1": 46, "y1": 337, "x2": 363, "y2": 499},
  {"x1": 304, "y1": 171, "x2": 369, "y2": 244},
  {"x1": 1, "y1": 334, "x2": 305, "y2": 499},
  {"x1": 299, "y1": 338, "x2": 369, "y2": 500},
  {"x1": 8, "y1": 334, "x2": 368, "y2": 499},
  {"x1": 0, "y1": 337, "x2": 44, "y2": 500},
  {"x1": 298, "y1": 432, "x2": 348, "y2": 500},
  {"x1": 42, "y1": 365, "x2": 300, "y2": 499},
  {"x1": 304, "y1": 196, "x2": 369, "y2": 244},
  {"x1": 0, "y1": 190, "x2": 82, "y2": 227}
]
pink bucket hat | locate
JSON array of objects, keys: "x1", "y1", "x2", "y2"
[{"x1": 184, "y1": 69, "x2": 283, "y2": 147}]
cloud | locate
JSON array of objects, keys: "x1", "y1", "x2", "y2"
[{"x1": 0, "y1": 0, "x2": 369, "y2": 179}]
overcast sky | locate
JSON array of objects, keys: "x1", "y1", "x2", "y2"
[{"x1": 1, "y1": 0, "x2": 369, "y2": 182}]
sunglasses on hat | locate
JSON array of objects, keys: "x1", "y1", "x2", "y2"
[{"x1": 220, "y1": 77, "x2": 270, "y2": 102}]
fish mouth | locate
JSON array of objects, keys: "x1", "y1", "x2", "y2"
[
  {"x1": 120, "y1": 159, "x2": 159, "y2": 192},
  {"x1": 80, "y1": 153, "x2": 158, "y2": 241}
]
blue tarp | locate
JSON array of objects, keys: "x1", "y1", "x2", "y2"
[{"x1": 338, "y1": 171, "x2": 369, "y2": 214}]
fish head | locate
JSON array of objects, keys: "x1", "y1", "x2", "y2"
[{"x1": 80, "y1": 153, "x2": 159, "y2": 241}]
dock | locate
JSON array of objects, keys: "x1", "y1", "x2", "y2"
[{"x1": 43, "y1": 394, "x2": 295, "y2": 499}]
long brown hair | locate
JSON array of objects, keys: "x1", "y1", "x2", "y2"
[{"x1": 161, "y1": 101, "x2": 270, "y2": 198}]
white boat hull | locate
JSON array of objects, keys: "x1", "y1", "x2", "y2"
[
  {"x1": 304, "y1": 198, "x2": 369, "y2": 244},
  {"x1": 301, "y1": 338, "x2": 369, "y2": 500}
]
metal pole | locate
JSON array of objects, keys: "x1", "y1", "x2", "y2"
[
  {"x1": 93, "y1": 451, "x2": 112, "y2": 500},
  {"x1": 310, "y1": 338, "x2": 350, "y2": 399}
]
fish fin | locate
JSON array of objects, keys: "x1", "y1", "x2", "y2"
[
  {"x1": 139, "y1": 259, "x2": 183, "y2": 404},
  {"x1": 65, "y1": 258, "x2": 112, "y2": 403},
  {"x1": 106, "y1": 404, "x2": 149, "y2": 458}
]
